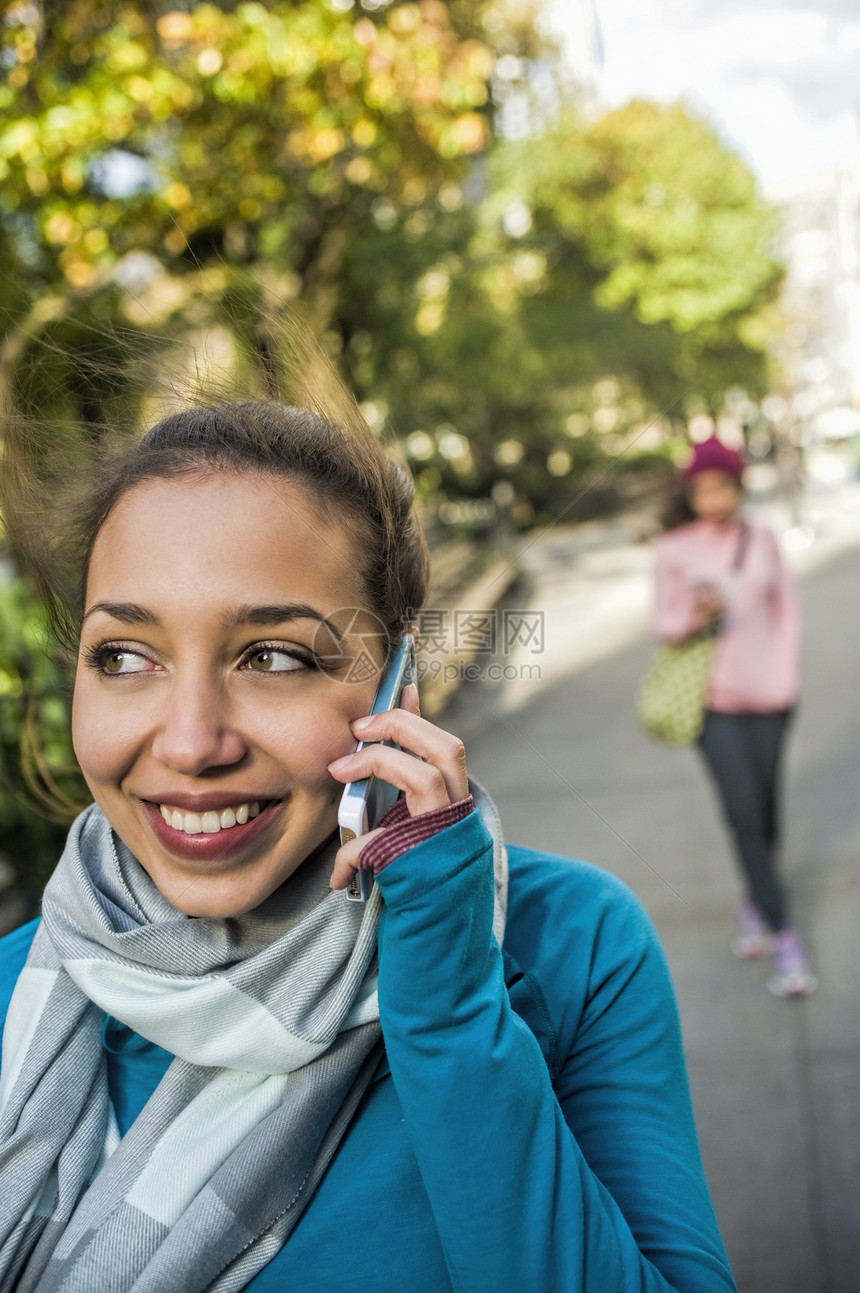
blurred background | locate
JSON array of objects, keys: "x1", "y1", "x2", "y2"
[{"x1": 1, "y1": 1, "x2": 859, "y2": 1288}]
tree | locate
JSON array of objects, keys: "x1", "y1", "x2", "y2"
[
  {"x1": 492, "y1": 100, "x2": 783, "y2": 409},
  {"x1": 331, "y1": 99, "x2": 783, "y2": 523},
  {"x1": 0, "y1": 572, "x2": 86, "y2": 902},
  {"x1": 0, "y1": 0, "x2": 496, "y2": 408}
]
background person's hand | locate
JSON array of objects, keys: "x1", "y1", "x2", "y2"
[
  {"x1": 327, "y1": 683, "x2": 469, "y2": 889},
  {"x1": 692, "y1": 582, "x2": 725, "y2": 624}
]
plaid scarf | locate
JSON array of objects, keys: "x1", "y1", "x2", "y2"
[{"x1": 0, "y1": 803, "x2": 383, "y2": 1292}]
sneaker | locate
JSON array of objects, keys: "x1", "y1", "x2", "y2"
[
  {"x1": 766, "y1": 930, "x2": 818, "y2": 998},
  {"x1": 730, "y1": 900, "x2": 772, "y2": 960}
]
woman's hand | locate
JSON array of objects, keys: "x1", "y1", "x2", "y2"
[
  {"x1": 327, "y1": 683, "x2": 469, "y2": 890},
  {"x1": 692, "y1": 582, "x2": 725, "y2": 624}
]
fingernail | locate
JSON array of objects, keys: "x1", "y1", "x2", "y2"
[
  {"x1": 351, "y1": 716, "x2": 373, "y2": 731},
  {"x1": 328, "y1": 756, "x2": 350, "y2": 771}
]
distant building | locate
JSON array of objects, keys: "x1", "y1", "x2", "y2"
[{"x1": 776, "y1": 159, "x2": 860, "y2": 429}]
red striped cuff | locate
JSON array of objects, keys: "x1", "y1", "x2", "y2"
[{"x1": 357, "y1": 795, "x2": 474, "y2": 875}]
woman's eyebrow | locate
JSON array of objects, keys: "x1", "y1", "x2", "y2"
[
  {"x1": 80, "y1": 601, "x2": 342, "y2": 640},
  {"x1": 222, "y1": 603, "x2": 343, "y2": 640},
  {"x1": 82, "y1": 601, "x2": 159, "y2": 625}
]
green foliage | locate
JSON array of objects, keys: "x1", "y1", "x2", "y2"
[
  {"x1": 0, "y1": 0, "x2": 493, "y2": 311},
  {"x1": 0, "y1": 4, "x2": 781, "y2": 476},
  {"x1": 331, "y1": 99, "x2": 781, "y2": 522},
  {"x1": 487, "y1": 101, "x2": 783, "y2": 405},
  {"x1": 0, "y1": 574, "x2": 87, "y2": 894}
]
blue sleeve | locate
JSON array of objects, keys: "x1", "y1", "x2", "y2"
[{"x1": 374, "y1": 814, "x2": 736, "y2": 1293}]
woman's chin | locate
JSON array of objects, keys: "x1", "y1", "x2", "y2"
[{"x1": 150, "y1": 864, "x2": 303, "y2": 919}]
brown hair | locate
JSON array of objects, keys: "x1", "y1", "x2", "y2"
[
  {"x1": 2, "y1": 328, "x2": 430, "y2": 659},
  {"x1": 660, "y1": 479, "x2": 697, "y2": 531}
]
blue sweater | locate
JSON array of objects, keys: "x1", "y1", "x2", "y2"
[{"x1": 0, "y1": 813, "x2": 735, "y2": 1291}]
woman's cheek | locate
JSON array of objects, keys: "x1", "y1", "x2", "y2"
[
  {"x1": 306, "y1": 720, "x2": 360, "y2": 783},
  {"x1": 70, "y1": 686, "x2": 106, "y2": 782},
  {"x1": 71, "y1": 685, "x2": 137, "y2": 785},
  {"x1": 260, "y1": 702, "x2": 354, "y2": 784}
]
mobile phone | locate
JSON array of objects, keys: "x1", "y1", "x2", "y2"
[{"x1": 338, "y1": 633, "x2": 416, "y2": 902}]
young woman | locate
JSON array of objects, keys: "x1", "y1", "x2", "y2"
[
  {"x1": 654, "y1": 434, "x2": 816, "y2": 998},
  {"x1": 0, "y1": 393, "x2": 736, "y2": 1290}
]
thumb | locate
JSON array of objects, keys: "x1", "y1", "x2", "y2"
[{"x1": 330, "y1": 825, "x2": 387, "y2": 890}]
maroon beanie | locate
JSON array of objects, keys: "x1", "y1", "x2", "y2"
[{"x1": 682, "y1": 435, "x2": 745, "y2": 481}]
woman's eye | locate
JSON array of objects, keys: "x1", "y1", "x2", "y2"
[
  {"x1": 98, "y1": 649, "x2": 150, "y2": 675},
  {"x1": 243, "y1": 648, "x2": 310, "y2": 674}
]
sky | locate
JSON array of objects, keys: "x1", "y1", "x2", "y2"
[{"x1": 549, "y1": 0, "x2": 860, "y2": 199}]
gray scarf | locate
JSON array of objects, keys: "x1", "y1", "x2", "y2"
[
  {"x1": 0, "y1": 784, "x2": 507, "y2": 1292},
  {"x1": 0, "y1": 803, "x2": 383, "y2": 1292}
]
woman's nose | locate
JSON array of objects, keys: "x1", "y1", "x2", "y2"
[{"x1": 150, "y1": 677, "x2": 246, "y2": 776}]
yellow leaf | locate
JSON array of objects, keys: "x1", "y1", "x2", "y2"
[
  {"x1": 25, "y1": 167, "x2": 49, "y2": 195},
  {"x1": 44, "y1": 212, "x2": 82, "y2": 245},
  {"x1": 63, "y1": 260, "x2": 97, "y2": 289},
  {"x1": 157, "y1": 12, "x2": 195, "y2": 42},
  {"x1": 345, "y1": 157, "x2": 373, "y2": 184},
  {"x1": 352, "y1": 119, "x2": 377, "y2": 147},
  {"x1": 197, "y1": 48, "x2": 223, "y2": 76},
  {"x1": 164, "y1": 181, "x2": 192, "y2": 210}
]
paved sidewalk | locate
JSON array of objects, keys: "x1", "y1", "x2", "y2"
[{"x1": 446, "y1": 486, "x2": 860, "y2": 1293}]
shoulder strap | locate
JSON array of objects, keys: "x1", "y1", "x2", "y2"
[{"x1": 732, "y1": 522, "x2": 751, "y2": 571}]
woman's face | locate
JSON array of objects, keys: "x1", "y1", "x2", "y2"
[
  {"x1": 687, "y1": 469, "x2": 741, "y2": 524},
  {"x1": 72, "y1": 471, "x2": 382, "y2": 917}
]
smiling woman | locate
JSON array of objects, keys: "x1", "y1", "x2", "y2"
[
  {"x1": 73, "y1": 470, "x2": 379, "y2": 916},
  {"x1": 0, "y1": 341, "x2": 736, "y2": 1292}
]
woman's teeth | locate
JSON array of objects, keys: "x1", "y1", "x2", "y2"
[{"x1": 158, "y1": 801, "x2": 263, "y2": 835}]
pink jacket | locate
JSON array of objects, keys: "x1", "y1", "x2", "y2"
[{"x1": 653, "y1": 519, "x2": 800, "y2": 713}]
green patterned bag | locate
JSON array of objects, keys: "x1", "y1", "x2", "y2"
[{"x1": 636, "y1": 630, "x2": 717, "y2": 747}]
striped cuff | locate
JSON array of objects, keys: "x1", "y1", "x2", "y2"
[{"x1": 357, "y1": 795, "x2": 475, "y2": 875}]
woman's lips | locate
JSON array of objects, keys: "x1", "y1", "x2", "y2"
[{"x1": 142, "y1": 798, "x2": 283, "y2": 863}]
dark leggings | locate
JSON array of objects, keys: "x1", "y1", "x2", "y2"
[{"x1": 698, "y1": 709, "x2": 793, "y2": 931}]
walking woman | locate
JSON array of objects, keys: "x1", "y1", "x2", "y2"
[
  {"x1": 654, "y1": 435, "x2": 816, "y2": 998},
  {"x1": 0, "y1": 357, "x2": 736, "y2": 1290}
]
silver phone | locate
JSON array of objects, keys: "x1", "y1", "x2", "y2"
[{"x1": 338, "y1": 634, "x2": 416, "y2": 902}]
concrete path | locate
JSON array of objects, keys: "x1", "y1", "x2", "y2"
[{"x1": 444, "y1": 485, "x2": 860, "y2": 1293}]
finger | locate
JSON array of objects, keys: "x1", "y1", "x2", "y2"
[
  {"x1": 329, "y1": 743, "x2": 454, "y2": 816},
  {"x1": 346, "y1": 709, "x2": 468, "y2": 802},
  {"x1": 330, "y1": 825, "x2": 386, "y2": 890},
  {"x1": 401, "y1": 682, "x2": 420, "y2": 717}
]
